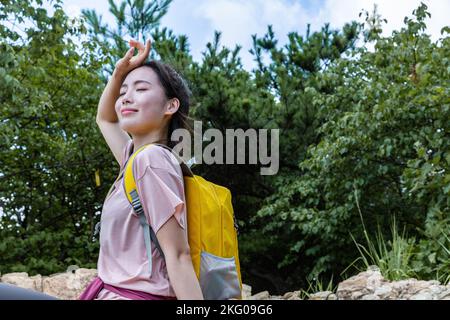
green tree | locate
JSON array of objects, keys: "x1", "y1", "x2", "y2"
[
  {"x1": 238, "y1": 20, "x2": 360, "y2": 292},
  {"x1": 255, "y1": 3, "x2": 449, "y2": 290},
  {"x1": 0, "y1": 0, "x2": 116, "y2": 274}
]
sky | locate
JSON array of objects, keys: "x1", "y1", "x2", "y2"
[{"x1": 60, "y1": 0, "x2": 450, "y2": 71}]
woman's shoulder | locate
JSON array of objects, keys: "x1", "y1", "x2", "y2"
[{"x1": 134, "y1": 145, "x2": 182, "y2": 176}]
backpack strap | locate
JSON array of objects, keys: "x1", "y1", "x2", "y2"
[
  {"x1": 123, "y1": 146, "x2": 153, "y2": 277},
  {"x1": 96, "y1": 143, "x2": 179, "y2": 261},
  {"x1": 123, "y1": 144, "x2": 160, "y2": 276}
]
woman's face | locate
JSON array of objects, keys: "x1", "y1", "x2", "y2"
[{"x1": 115, "y1": 66, "x2": 169, "y2": 135}]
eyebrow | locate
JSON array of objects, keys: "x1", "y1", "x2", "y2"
[{"x1": 120, "y1": 80, "x2": 152, "y2": 89}]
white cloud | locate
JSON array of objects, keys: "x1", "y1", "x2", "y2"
[
  {"x1": 62, "y1": 0, "x2": 117, "y2": 26},
  {"x1": 317, "y1": 0, "x2": 450, "y2": 40},
  {"x1": 59, "y1": 0, "x2": 449, "y2": 71},
  {"x1": 192, "y1": 0, "x2": 311, "y2": 70},
  {"x1": 422, "y1": 0, "x2": 450, "y2": 39},
  {"x1": 177, "y1": 0, "x2": 450, "y2": 70},
  {"x1": 195, "y1": 0, "x2": 307, "y2": 45}
]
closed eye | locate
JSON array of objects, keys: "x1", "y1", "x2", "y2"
[{"x1": 118, "y1": 88, "x2": 146, "y2": 96}]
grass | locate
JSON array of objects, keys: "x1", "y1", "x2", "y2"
[
  {"x1": 299, "y1": 275, "x2": 336, "y2": 299},
  {"x1": 342, "y1": 187, "x2": 416, "y2": 281},
  {"x1": 435, "y1": 231, "x2": 450, "y2": 285}
]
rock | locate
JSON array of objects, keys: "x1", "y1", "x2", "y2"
[
  {"x1": 361, "y1": 294, "x2": 381, "y2": 300},
  {"x1": 66, "y1": 265, "x2": 79, "y2": 274},
  {"x1": 393, "y1": 279, "x2": 441, "y2": 299},
  {"x1": 367, "y1": 265, "x2": 381, "y2": 272},
  {"x1": 374, "y1": 285, "x2": 394, "y2": 299},
  {"x1": 2, "y1": 265, "x2": 449, "y2": 300},
  {"x1": 1, "y1": 273, "x2": 42, "y2": 292},
  {"x1": 242, "y1": 284, "x2": 252, "y2": 299},
  {"x1": 437, "y1": 289, "x2": 450, "y2": 300},
  {"x1": 409, "y1": 291, "x2": 434, "y2": 300},
  {"x1": 350, "y1": 291, "x2": 367, "y2": 300},
  {"x1": 428, "y1": 284, "x2": 446, "y2": 295},
  {"x1": 335, "y1": 266, "x2": 448, "y2": 300},
  {"x1": 283, "y1": 291, "x2": 302, "y2": 300},
  {"x1": 308, "y1": 291, "x2": 336, "y2": 300},
  {"x1": 366, "y1": 269, "x2": 385, "y2": 291},
  {"x1": 247, "y1": 291, "x2": 270, "y2": 300},
  {"x1": 42, "y1": 268, "x2": 97, "y2": 300},
  {"x1": 327, "y1": 293, "x2": 337, "y2": 300},
  {"x1": 336, "y1": 267, "x2": 385, "y2": 299}
]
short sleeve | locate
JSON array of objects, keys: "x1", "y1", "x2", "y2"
[{"x1": 133, "y1": 148, "x2": 186, "y2": 234}]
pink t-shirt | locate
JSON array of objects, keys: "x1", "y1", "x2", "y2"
[{"x1": 97, "y1": 140, "x2": 187, "y2": 298}]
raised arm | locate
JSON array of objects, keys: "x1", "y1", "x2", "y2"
[{"x1": 96, "y1": 39, "x2": 152, "y2": 166}]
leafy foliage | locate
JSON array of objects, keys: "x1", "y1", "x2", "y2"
[
  {"x1": 0, "y1": 0, "x2": 116, "y2": 275},
  {"x1": 254, "y1": 3, "x2": 450, "y2": 291}
]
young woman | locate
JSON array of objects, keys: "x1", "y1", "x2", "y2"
[{"x1": 80, "y1": 38, "x2": 204, "y2": 300}]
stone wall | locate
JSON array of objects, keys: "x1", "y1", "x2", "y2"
[
  {"x1": 1, "y1": 265, "x2": 449, "y2": 300},
  {"x1": 246, "y1": 266, "x2": 450, "y2": 300},
  {"x1": 0, "y1": 267, "x2": 97, "y2": 300}
]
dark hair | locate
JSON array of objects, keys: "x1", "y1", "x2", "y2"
[{"x1": 142, "y1": 60, "x2": 193, "y2": 148}]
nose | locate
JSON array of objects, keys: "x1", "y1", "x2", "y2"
[{"x1": 121, "y1": 91, "x2": 133, "y2": 105}]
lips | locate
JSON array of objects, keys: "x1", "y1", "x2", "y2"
[{"x1": 121, "y1": 108, "x2": 138, "y2": 115}]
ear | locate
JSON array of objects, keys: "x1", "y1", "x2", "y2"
[{"x1": 164, "y1": 98, "x2": 180, "y2": 116}]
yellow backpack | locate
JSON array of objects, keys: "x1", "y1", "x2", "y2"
[{"x1": 122, "y1": 143, "x2": 242, "y2": 300}]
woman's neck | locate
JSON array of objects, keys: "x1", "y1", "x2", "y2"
[{"x1": 131, "y1": 130, "x2": 168, "y2": 153}]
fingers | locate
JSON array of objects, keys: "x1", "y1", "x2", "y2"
[
  {"x1": 125, "y1": 46, "x2": 134, "y2": 60},
  {"x1": 143, "y1": 39, "x2": 151, "y2": 57},
  {"x1": 124, "y1": 36, "x2": 151, "y2": 68},
  {"x1": 129, "y1": 38, "x2": 151, "y2": 53},
  {"x1": 129, "y1": 39, "x2": 145, "y2": 53}
]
